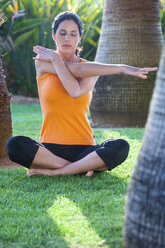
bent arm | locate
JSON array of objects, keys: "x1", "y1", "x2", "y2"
[
  {"x1": 35, "y1": 58, "x2": 98, "y2": 98},
  {"x1": 35, "y1": 59, "x2": 81, "y2": 78},
  {"x1": 51, "y1": 56, "x2": 81, "y2": 98},
  {"x1": 35, "y1": 56, "x2": 95, "y2": 98},
  {"x1": 35, "y1": 59, "x2": 124, "y2": 78}
]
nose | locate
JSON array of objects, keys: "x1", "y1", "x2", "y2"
[{"x1": 65, "y1": 34, "x2": 70, "y2": 41}]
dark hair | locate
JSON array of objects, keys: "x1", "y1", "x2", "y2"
[
  {"x1": 52, "y1": 11, "x2": 83, "y2": 36},
  {"x1": 52, "y1": 11, "x2": 83, "y2": 56}
]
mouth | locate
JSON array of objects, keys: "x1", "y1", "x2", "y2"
[{"x1": 63, "y1": 44, "x2": 72, "y2": 48}]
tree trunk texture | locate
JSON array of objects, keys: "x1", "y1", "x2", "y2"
[
  {"x1": 0, "y1": 50, "x2": 12, "y2": 159},
  {"x1": 90, "y1": 0, "x2": 163, "y2": 127},
  {"x1": 0, "y1": 12, "x2": 19, "y2": 168},
  {"x1": 124, "y1": 46, "x2": 165, "y2": 247}
]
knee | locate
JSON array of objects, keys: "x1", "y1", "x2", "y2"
[
  {"x1": 104, "y1": 138, "x2": 130, "y2": 154},
  {"x1": 6, "y1": 136, "x2": 25, "y2": 162},
  {"x1": 6, "y1": 136, "x2": 19, "y2": 162},
  {"x1": 118, "y1": 139, "x2": 130, "y2": 154},
  {"x1": 104, "y1": 138, "x2": 130, "y2": 163},
  {"x1": 116, "y1": 139, "x2": 130, "y2": 163},
  {"x1": 6, "y1": 136, "x2": 39, "y2": 168}
]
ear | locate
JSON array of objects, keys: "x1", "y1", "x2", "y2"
[{"x1": 52, "y1": 30, "x2": 56, "y2": 40}]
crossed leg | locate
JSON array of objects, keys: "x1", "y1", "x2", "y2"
[
  {"x1": 29, "y1": 146, "x2": 70, "y2": 169},
  {"x1": 27, "y1": 147, "x2": 108, "y2": 177},
  {"x1": 6, "y1": 136, "x2": 129, "y2": 177}
]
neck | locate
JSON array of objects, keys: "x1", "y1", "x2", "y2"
[{"x1": 57, "y1": 49, "x2": 76, "y2": 62}]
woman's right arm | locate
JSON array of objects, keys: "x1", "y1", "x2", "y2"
[
  {"x1": 35, "y1": 59, "x2": 55, "y2": 78},
  {"x1": 34, "y1": 46, "x2": 81, "y2": 78},
  {"x1": 34, "y1": 57, "x2": 80, "y2": 78}
]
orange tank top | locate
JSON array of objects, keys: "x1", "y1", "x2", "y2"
[{"x1": 37, "y1": 58, "x2": 95, "y2": 145}]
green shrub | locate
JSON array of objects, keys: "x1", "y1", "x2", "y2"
[
  {"x1": 1, "y1": 0, "x2": 165, "y2": 96},
  {"x1": 0, "y1": 0, "x2": 103, "y2": 96}
]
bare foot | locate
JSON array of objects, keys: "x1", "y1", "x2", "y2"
[
  {"x1": 27, "y1": 168, "x2": 54, "y2": 177},
  {"x1": 85, "y1": 171, "x2": 94, "y2": 177}
]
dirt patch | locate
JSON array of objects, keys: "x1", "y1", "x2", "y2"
[
  {"x1": 0, "y1": 156, "x2": 20, "y2": 169},
  {"x1": 11, "y1": 94, "x2": 40, "y2": 105}
]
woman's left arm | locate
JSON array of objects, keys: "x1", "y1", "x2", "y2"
[
  {"x1": 66, "y1": 61, "x2": 158, "y2": 80},
  {"x1": 65, "y1": 62, "x2": 158, "y2": 98},
  {"x1": 44, "y1": 57, "x2": 158, "y2": 98}
]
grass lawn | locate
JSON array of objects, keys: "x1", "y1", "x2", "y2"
[{"x1": 0, "y1": 104, "x2": 144, "y2": 248}]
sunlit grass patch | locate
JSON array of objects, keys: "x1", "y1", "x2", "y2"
[{"x1": 0, "y1": 104, "x2": 144, "y2": 248}]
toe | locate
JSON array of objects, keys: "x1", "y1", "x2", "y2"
[
  {"x1": 85, "y1": 171, "x2": 94, "y2": 177},
  {"x1": 27, "y1": 169, "x2": 33, "y2": 177}
]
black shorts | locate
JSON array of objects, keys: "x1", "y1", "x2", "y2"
[{"x1": 6, "y1": 136, "x2": 130, "y2": 170}]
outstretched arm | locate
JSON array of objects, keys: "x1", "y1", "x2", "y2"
[
  {"x1": 33, "y1": 45, "x2": 158, "y2": 80},
  {"x1": 67, "y1": 62, "x2": 158, "y2": 80}
]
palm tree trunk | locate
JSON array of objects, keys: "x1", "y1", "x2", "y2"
[
  {"x1": 0, "y1": 12, "x2": 18, "y2": 168},
  {"x1": 90, "y1": 0, "x2": 163, "y2": 127},
  {"x1": 124, "y1": 46, "x2": 165, "y2": 247},
  {"x1": 0, "y1": 53, "x2": 12, "y2": 158}
]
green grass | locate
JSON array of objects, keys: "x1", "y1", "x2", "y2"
[{"x1": 0, "y1": 104, "x2": 144, "y2": 248}]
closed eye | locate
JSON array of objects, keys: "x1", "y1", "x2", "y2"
[{"x1": 59, "y1": 31, "x2": 78, "y2": 37}]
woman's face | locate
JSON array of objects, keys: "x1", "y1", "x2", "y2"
[{"x1": 54, "y1": 19, "x2": 81, "y2": 54}]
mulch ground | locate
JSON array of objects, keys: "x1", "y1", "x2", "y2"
[
  {"x1": 0, "y1": 95, "x2": 37, "y2": 169},
  {"x1": 0, "y1": 156, "x2": 20, "y2": 169},
  {"x1": 11, "y1": 94, "x2": 40, "y2": 105}
]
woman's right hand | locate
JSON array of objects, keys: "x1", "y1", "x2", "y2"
[{"x1": 33, "y1": 45, "x2": 60, "y2": 63}]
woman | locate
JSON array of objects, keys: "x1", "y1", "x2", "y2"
[{"x1": 6, "y1": 11, "x2": 157, "y2": 177}]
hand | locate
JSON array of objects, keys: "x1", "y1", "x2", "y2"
[
  {"x1": 122, "y1": 65, "x2": 158, "y2": 79},
  {"x1": 33, "y1": 45, "x2": 60, "y2": 63}
]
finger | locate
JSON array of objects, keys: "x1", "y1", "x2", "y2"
[
  {"x1": 137, "y1": 74, "x2": 148, "y2": 79},
  {"x1": 33, "y1": 49, "x2": 45, "y2": 55},
  {"x1": 33, "y1": 45, "x2": 47, "y2": 51},
  {"x1": 33, "y1": 57, "x2": 50, "y2": 63},
  {"x1": 27, "y1": 170, "x2": 32, "y2": 177},
  {"x1": 140, "y1": 71, "x2": 148, "y2": 74},
  {"x1": 33, "y1": 57, "x2": 44, "y2": 61},
  {"x1": 33, "y1": 47, "x2": 44, "y2": 52},
  {"x1": 33, "y1": 46, "x2": 47, "y2": 52},
  {"x1": 141, "y1": 67, "x2": 158, "y2": 72}
]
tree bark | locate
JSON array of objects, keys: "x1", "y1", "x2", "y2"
[
  {"x1": 0, "y1": 50, "x2": 12, "y2": 158},
  {"x1": 0, "y1": 12, "x2": 18, "y2": 167},
  {"x1": 124, "y1": 46, "x2": 165, "y2": 247},
  {"x1": 90, "y1": 0, "x2": 163, "y2": 127}
]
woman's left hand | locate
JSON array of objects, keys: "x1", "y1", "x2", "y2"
[
  {"x1": 33, "y1": 45, "x2": 60, "y2": 63},
  {"x1": 122, "y1": 65, "x2": 158, "y2": 79}
]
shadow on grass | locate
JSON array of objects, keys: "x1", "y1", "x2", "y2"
[
  {"x1": 0, "y1": 169, "x2": 69, "y2": 248},
  {"x1": 0, "y1": 167, "x2": 128, "y2": 248}
]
